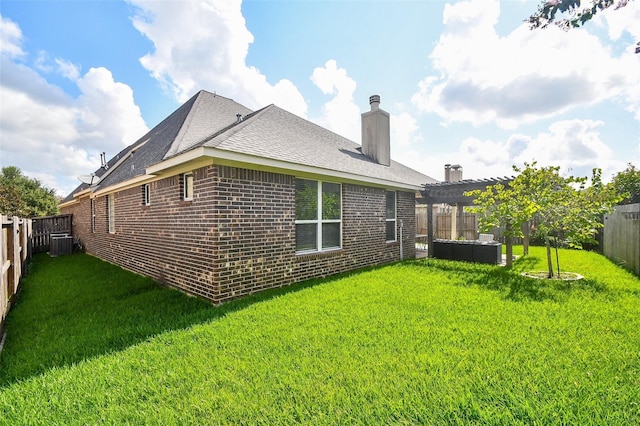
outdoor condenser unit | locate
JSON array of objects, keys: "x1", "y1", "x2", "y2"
[{"x1": 50, "y1": 233, "x2": 73, "y2": 257}]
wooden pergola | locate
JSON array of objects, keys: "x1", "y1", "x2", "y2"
[{"x1": 419, "y1": 177, "x2": 513, "y2": 257}]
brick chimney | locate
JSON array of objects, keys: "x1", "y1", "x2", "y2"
[
  {"x1": 361, "y1": 94, "x2": 390, "y2": 166},
  {"x1": 444, "y1": 164, "x2": 462, "y2": 182}
]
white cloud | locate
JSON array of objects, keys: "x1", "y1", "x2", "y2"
[
  {"x1": 0, "y1": 19, "x2": 148, "y2": 197},
  {"x1": 0, "y1": 15, "x2": 24, "y2": 58},
  {"x1": 76, "y1": 67, "x2": 148, "y2": 150},
  {"x1": 33, "y1": 51, "x2": 81, "y2": 80},
  {"x1": 391, "y1": 112, "x2": 422, "y2": 148},
  {"x1": 412, "y1": 0, "x2": 640, "y2": 128},
  {"x1": 129, "y1": 0, "x2": 307, "y2": 117},
  {"x1": 600, "y1": 0, "x2": 640, "y2": 41},
  {"x1": 512, "y1": 119, "x2": 615, "y2": 170},
  {"x1": 55, "y1": 58, "x2": 81, "y2": 81},
  {"x1": 458, "y1": 119, "x2": 622, "y2": 182},
  {"x1": 393, "y1": 118, "x2": 627, "y2": 184},
  {"x1": 309, "y1": 59, "x2": 360, "y2": 141}
]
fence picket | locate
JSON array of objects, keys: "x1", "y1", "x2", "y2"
[{"x1": 1, "y1": 215, "x2": 33, "y2": 331}]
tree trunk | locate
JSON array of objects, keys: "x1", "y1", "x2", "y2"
[
  {"x1": 545, "y1": 234, "x2": 554, "y2": 278},
  {"x1": 555, "y1": 233, "x2": 561, "y2": 277},
  {"x1": 522, "y1": 221, "x2": 530, "y2": 256},
  {"x1": 505, "y1": 222, "x2": 513, "y2": 267}
]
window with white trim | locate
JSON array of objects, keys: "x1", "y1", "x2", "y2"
[
  {"x1": 183, "y1": 172, "x2": 194, "y2": 200},
  {"x1": 143, "y1": 184, "x2": 150, "y2": 206},
  {"x1": 386, "y1": 191, "x2": 396, "y2": 242},
  {"x1": 107, "y1": 194, "x2": 115, "y2": 234},
  {"x1": 295, "y1": 178, "x2": 341, "y2": 253}
]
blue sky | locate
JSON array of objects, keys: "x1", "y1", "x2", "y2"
[{"x1": 1, "y1": 0, "x2": 639, "y2": 196}]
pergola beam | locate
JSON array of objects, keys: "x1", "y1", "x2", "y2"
[
  {"x1": 419, "y1": 177, "x2": 513, "y2": 206},
  {"x1": 420, "y1": 177, "x2": 514, "y2": 257}
]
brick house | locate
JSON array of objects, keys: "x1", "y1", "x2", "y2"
[{"x1": 60, "y1": 91, "x2": 436, "y2": 303}]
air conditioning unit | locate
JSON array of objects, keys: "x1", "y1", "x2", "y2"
[{"x1": 50, "y1": 233, "x2": 73, "y2": 257}]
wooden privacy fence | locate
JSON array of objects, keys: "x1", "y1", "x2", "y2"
[
  {"x1": 603, "y1": 203, "x2": 640, "y2": 275},
  {"x1": 1, "y1": 215, "x2": 32, "y2": 330},
  {"x1": 415, "y1": 206, "x2": 478, "y2": 240},
  {"x1": 436, "y1": 213, "x2": 477, "y2": 240},
  {"x1": 31, "y1": 214, "x2": 72, "y2": 253},
  {"x1": 416, "y1": 206, "x2": 522, "y2": 244}
]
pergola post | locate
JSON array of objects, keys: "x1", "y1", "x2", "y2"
[
  {"x1": 450, "y1": 204, "x2": 457, "y2": 239},
  {"x1": 457, "y1": 203, "x2": 464, "y2": 239},
  {"x1": 427, "y1": 203, "x2": 434, "y2": 258}
]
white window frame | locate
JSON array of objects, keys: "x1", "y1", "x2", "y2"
[
  {"x1": 183, "y1": 172, "x2": 194, "y2": 201},
  {"x1": 143, "y1": 183, "x2": 151, "y2": 206},
  {"x1": 107, "y1": 194, "x2": 115, "y2": 234},
  {"x1": 295, "y1": 179, "x2": 342, "y2": 254},
  {"x1": 386, "y1": 190, "x2": 397, "y2": 242}
]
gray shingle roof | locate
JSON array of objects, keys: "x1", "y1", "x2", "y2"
[
  {"x1": 199, "y1": 104, "x2": 435, "y2": 187},
  {"x1": 63, "y1": 90, "x2": 435, "y2": 203},
  {"x1": 62, "y1": 91, "x2": 249, "y2": 202}
]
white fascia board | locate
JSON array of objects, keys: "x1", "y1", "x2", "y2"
[
  {"x1": 146, "y1": 147, "x2": 209, "y2": 175},
  {"x1": 58, "y1": 187, "x2": 92, "y2": 208},
  {"x1": 147, "y1": 147, "x2": 423, "y2": 191},
  {"x1": 92, "y1": 174, "x2": 157, "y2": 197},
  {"x1": 59, "y1": 198, "x2": 79, "y2": 209}
]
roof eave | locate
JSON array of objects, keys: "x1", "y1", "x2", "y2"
[
  {"x1": 92, "y1": 174, "x2": 160, "y2": 197},
  {"x1": 147, "y1": 147, "x2": 425, "y2": 191}
]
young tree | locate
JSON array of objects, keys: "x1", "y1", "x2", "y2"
[
  {"x1": 467, "y1": 162, "x2": 622, "y2": 277},
  {"x1": 465, "y1": 179, "x2": 536, "y2": 267},
  {"x1": 0, "y1": 166, "x2": 59, "y2": 217}
]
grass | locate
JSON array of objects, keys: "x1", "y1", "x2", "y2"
[{"x1": 0, "y1": 248, "x2": 639, "y2": 424}]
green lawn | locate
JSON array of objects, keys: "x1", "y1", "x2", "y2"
[{"x1": 1, "y1": 248, "x2": 639, "y2": 425}]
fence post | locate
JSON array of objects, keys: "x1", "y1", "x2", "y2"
[
  {"x1": 1, "y1": 215, "x2": 8, "y2": 322},
  {"x1": 20, "y1": 218, "x2": 29, "y2": 264},
  {"x1": 8, "y1": 217, "x2": 21, "y2": 302}
]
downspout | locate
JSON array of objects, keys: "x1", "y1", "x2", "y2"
[{"x1": 399, "y1": 219, "x2": 404, "y2": 261}]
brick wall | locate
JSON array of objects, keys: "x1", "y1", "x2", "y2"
[
  {"x1": 63, "y1": 164, "x2": 417, "y2": 304},
  {"x1": 398, "y1": 190, "x2": 417, "y2": 260},
  {"x1": 209, "y1": 166, "x2": 297, "y2": 302}
]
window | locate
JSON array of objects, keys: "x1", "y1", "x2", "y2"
[
  {"x1": 386, "y1": 191, "x2": 396, "y2": 242},
  {"x1": 143, "y1": 184, "x2": 150, "y2": 206},
  {"x1": 183, "y1": 172, "x2": 194, "y2": 200},
  {"x1": 295, "y1": 178, "x2": 341, "y2": 253},
  {"x1": 107, "y1": 194, "x2": 115, "y2": 234}
]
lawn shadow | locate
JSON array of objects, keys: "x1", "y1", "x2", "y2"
[
  {"x1": 0, "y1": 253, "x2": 331, "y2": 387},
  {"x1": 411, "y1": 256, "x2": 566, "y2": 302}
]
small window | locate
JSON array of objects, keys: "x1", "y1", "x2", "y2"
[
  {"x1": 107, "y1": 194, "x2": 115, "y2": 234},
  {"x1": 386, "y1": 191, "x2": 396, "y2": 242},
  {"x1": 183, "y1": 173, "x2": 194, "y2": 200},
  {"x1": 143, "y1": 184, "x2": 150, "y2": 206}
]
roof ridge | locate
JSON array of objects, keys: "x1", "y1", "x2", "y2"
[
  {"x1": 197, "y1": 89, "x2": 235, "y2": 102},
  {"x1": 188, "y1": 104, "x2": 273, "y2": 151},
  {"x1": 164, "y1": 91, "x2": 205, "y2": 158},
  {"x1": 269, "y1": 104, "x2": 360, "y2": 147}
]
